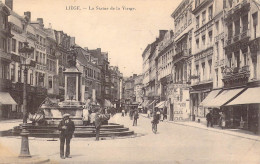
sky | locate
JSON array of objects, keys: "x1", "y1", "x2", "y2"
[{"x1": 11, "y1": 0, "x2": 182, "y2": 77}]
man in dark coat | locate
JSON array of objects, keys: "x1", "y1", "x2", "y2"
[
  {"x1": 58, "y1": 113, "x2": 75, "y2": 159},
  {"x1": 206, "y1": 111, "x2": 213, "y2": 127},
  {"x1": 133, "y1": 110, "x2": 139, "y2": 126}
]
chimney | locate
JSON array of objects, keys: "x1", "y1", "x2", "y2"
[
  {"x1": 84, "y1": 47, "x2": 88, "y2": 51},
  {"x1": 24, "y1": 11, "x2": 31, "y2": 22},
  {"x1": 5, "y1": 0, "x2": 13, "y2": 10},
  {"x1": 70, "y1": 37, "x2": 75, "y2": 46},
  {"x1": 159, "y1": 30, "x2": 167, "y2": 39},
  {"x1": 37, "y1": 18, "x2": 44, "y2": 28},
  {"x1": 97, "y1": 48, "x2": 101, "y2": 53}
]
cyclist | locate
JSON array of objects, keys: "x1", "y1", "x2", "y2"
[{"x1": 151, "y1": 108, "x2": 160, "y2": 133}]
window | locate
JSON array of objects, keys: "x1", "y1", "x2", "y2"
[
  {"x1": 11, "y1": 38, "x2": 16, "y2": 52},
  {"x1": 208, "y1": 6, "x2": 213, "y2": 20},
  {"x1": 228, "y1": 24, "x2": 233, "y2": 39},
  {"x1": 215, "y1": 69, "x2": 218, "y2": 87},
  {"x1": 242, "y1": 15, "x2": 248, "y2": 31},
  {"x1": 48, "y1": 76, "x2": 52, "y2": 88},
  {"x1": 208, "y1": 60, "x2": 212, "y2": 78},
  {"x1": 228, "y1": 54, "x2": 232, "y2": 67},
  {"x1": 234, "y1": 51, "x2": 240, "y2": 68},
  {"x1": 253, "y1": 12, "x2": 258, "y2": 39},
  {"x1": 195, "y1": 0, "x2": 200, "y2": 8},
  {"x1": 223, "y1": 0, "x2": 226, "y2": 9},
  {"x1": 253, "y1": 56, "x2": 257, "y2": 78},
  {"x1": 18, "y1": 42, "x2": 23, "y2": 52},
  {"x1": 196, "y1": 16, "x2": 200, "y2": 29},
  {"x1": 235, "y1": 20, "x2": 240, "y2": 35},
  {"x1": 11, "y1": 65, "x2": 15, "y2": 82},
  {"x1": 30, "y1": 73, "x2": 33, "y2": 85},
  {"x1": 196, "y1": 65, "x2": 199, "y2": 75},
  {"x1": 202, "y1": 63, "x2": 205, "y2": 80},
  {"x1": 202, "y1": 35, "x2": 206, "y2": 46},
  {"x1": 215, "y1": 21, "x2": 219, "y2": 32},
  {"x1": 0, "y1": 38, "x2": 6, "y2": 51},
  {"x1": 18, "y1": 70, "x2": 21, "y2": 82},
  {"x1": 209, "y1": 31, "x2": 212, "y2": 43},
  {"x1": 196, "y1": 39, "x2": 200, "y2": 49},
  {"x1": 215, "y1": 42, "x2": 219, "y2": 60},
  {"x1": 202, "y1": 11, "x2": 206, "y2": 25},
  {"x1": 243, "y1": 52, "x2": 248, "y2": 66}
]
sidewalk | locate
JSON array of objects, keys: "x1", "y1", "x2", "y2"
[
  {"x1": 0, "y1": 119, "x2": 22, "y2": 131},
  {"x1": 140, "y1": 114, "x2": 260, "y2": 142}
]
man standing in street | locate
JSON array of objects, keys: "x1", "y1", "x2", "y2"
[
  {"x1": 206, "y1": 111, "x2": 213, "y2": 128},
  {"x1": 133, "y1": 110, "x2": 139, "y2": 126},
  {"x1": 58, "y1": 113, "x2": 75, "y2": 159}
]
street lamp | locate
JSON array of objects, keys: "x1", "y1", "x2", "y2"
[{"x1": 18, "y1": 41, "x2": 35, "y2": 158}]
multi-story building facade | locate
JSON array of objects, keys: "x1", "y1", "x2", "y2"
[
  {"x1": 142, "y1": 44, "x2": 151, "y2": 99},
  {"x1": 0, "y1": 1, "x2": 13, "y2": 119},
  {"x1": 169, "y1": 0, "x2": 194, "y2": 121},
  {"x1": 75, "y1": 46, "x2": 101, "y2": 103},
  {"x1": 190, "y1": 0, "x2": 216, "y2": 118},
  {"x1": 45, "y1": 26, "x2": 59, "y2": 98},
  {"x1": 54, "y1": 30, "x2": 71, "y2": 101},
  {"x1": 109, "y1": 66, "x2": 123, "y2": 108},
  {"x1": 123, "y1": 74, "x2": 137, "y2": 105},
  {"x1": 134, "y1": 74, "x2": 143, "y2": 104},
  {"x1": 155, "y1": 30, "x2": 174, "y2": 101},
  {"x1": 218, "y1": 0, "x2": 260, "y2": 130},
  {"x1": 87, "y1": 48, "x2": 110, "y2": 105}
]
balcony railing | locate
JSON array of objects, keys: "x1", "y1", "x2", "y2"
[
  {"x1": 226, "y1": 29, "x2": 250, "y2": 46},
  {"x1": 173, "y1": 49, "x2": 188, "y2": 62},
  {"x1": 223, "y1": 66, "x2": 250, "y2": 79}
]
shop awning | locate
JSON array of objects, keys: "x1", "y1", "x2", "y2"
[
  {"x1": 226, "y1": 87, "x2": 260, "y2": 106},
  {"x1": 147, "y1": 100, "x2": 156, "y2": 108},
  {"x1": 199, "y1": 89, "x2": 221, "y2": 107},
  {"x1": 155, "y1": 101, "x2": 166, "y2": 108},
  {"x1": 104, "y1": 99, "x2": 113, "y2": 107},
  {"x1": 142, "y1": 100, "x2": 152, "y2": 107},
  {"x1": 203, "y1": 88, "x2": 245, "y2": 108},
  {"x1": 0, "y1": 92, "x2": 17, "y2": 105}
]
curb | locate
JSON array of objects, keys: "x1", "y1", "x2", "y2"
[
  {"x1": 140, "y1": 114, "x2": 260, "y2": 142},
  {"x1": 0, "y1": 156, "x2": 50, "y2": 164}
]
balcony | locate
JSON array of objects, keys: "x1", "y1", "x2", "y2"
[
  {"x1": 222, "y1": 65, "x2": 250, "y2": 88},
  {"x1": 224, "y1": 0, "x2": 250, "y2": 22},
  {"x1": 225, "y1": 29, "x2": 250, "y2": 47},
  {"x1": 222, "y1": 66, "x2": 250, "y2": 81},
  {"x1": 173, "y1": 49, "x2": 189, "y2": 64}
]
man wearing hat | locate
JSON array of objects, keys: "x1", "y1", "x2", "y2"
[{"x1": 58, "y1": 113, "x2": 75, "y2": 159}]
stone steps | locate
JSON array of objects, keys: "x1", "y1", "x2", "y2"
[{"x1": 8, "y1": 123, "x2": 134, "y2": 138}]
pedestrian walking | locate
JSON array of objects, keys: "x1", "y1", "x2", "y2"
[
  {"x1": 133, "y1": 110, "x2": 139, "y2": 126},
  {"x1": 160, "y1": 109, "x2": 164, "y2": 122},
  {"x1": 220, "y1": 112, "x2": 225, "y2": 129},
  {"x1": 122, "y1": 109, "x2": 125, "y2": 117},
  {"x1": 58, "y1": 113, "x2": 75, "y2": 159},
  {"x1": 206, "y1": 111, "x2": 213, "y2": 127},
  {"x1": 147, "y1": 109, "x2": 151, "y2": 118}
]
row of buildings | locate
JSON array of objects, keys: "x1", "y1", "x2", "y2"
[
  {"x1": 140, "y1": 0, "x2": 260, "y2": 131},
  {"x1": 0, "y1": 0, "x2": 123, "y2": 119}
]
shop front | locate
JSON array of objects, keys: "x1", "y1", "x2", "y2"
[
  {"x1": 0, "y1": 92, "x2": 17, "y2": 119},
  {"x1": 190, "y1": 82, "x2": 213, "y2": 120},
  {"x1": 225, "y1": 87, "x2": 260, "y2": 133}
]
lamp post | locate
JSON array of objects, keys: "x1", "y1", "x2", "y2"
[{"x1": 18, "y1": 41, "x2": 35, "y2": 158}]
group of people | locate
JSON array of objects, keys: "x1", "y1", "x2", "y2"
[{"x1": 206, "y1": 110, "x2": 226, "y2": 129}]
